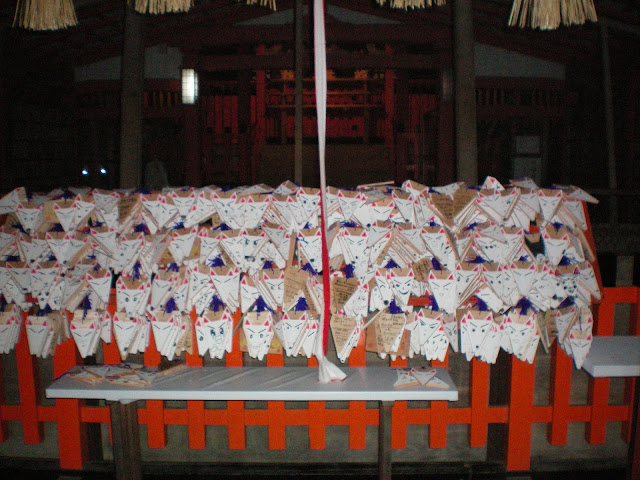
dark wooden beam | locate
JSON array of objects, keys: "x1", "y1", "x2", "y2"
[
  {"x1": 4, "y1": 0, "x2": 635, "y2": 79},
  {"x1": 119, "y1": 3, "x2": 145, "y2": 189},
  {"x1": 328, "y1": 0, "x2": 452, "y2": 27},
  {"x1": 453, "y1": 0, "x2": 478, "y2": 184},
  {"x1": 182, "y1": 23, "x2": 450, "y2": 49},
  {"x1": 294, "y1": 0, "x2": 304, "y2": 184},
  {"x1": 148, "y1": 1, "x2": 285, "y2": 46},
  {"x1": 200, "y1": 50, "x2": 438, "y2": 71},
  {"x1": 0, "y1": 27, "x2": 10, "y2": 192}
]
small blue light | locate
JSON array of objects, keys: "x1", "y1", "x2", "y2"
[
  {"x1": 81, "y1": 169, "x2": 89, "y2": 176},
  {"x1": 100, "y1": 168, "x2": 107, "y2": 175}
]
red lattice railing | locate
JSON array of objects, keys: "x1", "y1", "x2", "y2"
[{"x1": 0, "y1": 286, "x2": 639, "y2": 472}]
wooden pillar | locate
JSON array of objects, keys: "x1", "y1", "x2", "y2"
[
  {"x1": 294, "y1": 0, "x2": 304, "y2": 184},
  {"x1": 629, "y1": 378, "x2": 640, "y2": 480},
  {"x1": 452, "y1": 0, "x2": 478, "y2": 185},
  {"x1": 378, "y1": 401, "x2": 393, "y2": 480},
  {"x1": 600, "y1": 24, "x2": 617, "y2": 224},
  {"x1": 238, "y1": 71, "x2": 252, "y2": 136},
  {"x1": 238, "y1": 69, "x2": 252, "y2": 184},
  {"x1": 394, "y1": 69, "x2": 409, "y2": 184},
  {"x1": 0, "y1": 28, "x2": 9, "y2": 192},
  {"x1": 183, "y1": 104, "x2": 201, "y2": 186},
  {"x1": 622, "y1": 70, "x2": 639, "y2": 190},
  {"x1": 437, "y1": 59, "x2": 455, "y2": 184},
  {"x1": 109, "y1": 401, "x2": 143, "y2": 480},
  {"x1": 119, "y1": 4, "x2": 145, "y2": 189},
  {"x1": 255, "y1": 45, "x2": 267, "y2": 183},
  {"x1": 384, "y1": 45, "x2": 395, "y2": 174}
]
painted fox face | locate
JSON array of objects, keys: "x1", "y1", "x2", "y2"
[
  {"x1": 369, "y1": 197, "x2": 394, "y2": 223},
  {"x1": 85, "y1": 268, "x2": 112, "y2": 304},
  {"x1": 243, "y1": 312, "x2": 274, "y2": 361},
  {"x1": 341, "y1": 227, "x2": 368, "y2": 264},
  {"x1": 184, "y1": 191, "x2": 215, "y2": 227},
  {"x1": 71, "y1": 313, "x2": 100, "y2": 358},
  {"x1": 387, "y1": 268, "x2": 414, "y2": 306},
  {"x1": 112, "y1": 314, "x2": 139, "y2": 359},
  {"x1": 169, "y1": 189, "x2": 196, "y2": 217},
  {"x1": 242, "y1": 229, "x2": 267, "y2": 258},
  {"x1": 261, "y1": 269, "x2": 285, "y2": 307},
  {"x1": 30, "y1": 262, "x2": 60, "y2": 297},
  {"x1": 473, "y1": 232, "x2": 507, "y2": 263},
  {"x1": 538, "y1": 189, "x2": 564, "y2": 223},
  {"x1": 240, "y1": 276, "x2": 260, "y2": 313},
  {"x1": 421, "y1": 226, "x2": 455, "y2": 267},
  {"x1": 297, "y1": 228, "x2": 323, "y2": 273},
  {"x1": 26, "y1": 317, "x2": 50, "y2": 355},
  {"x1": 577, "y1": 261, "x2": 600, "y2": 300},
  {"x1": 211, "y1": 191, "x2": 241, "y2": 228},
  {"x1": 218, "y1": 230, "x2": 246, "y2": 268},
  {"x1": 278, "y1": 312, "x2": 307, "y2": 356},
  {"x1": 296, "y1": 187, "x2": 321, "y2": 219},
  {"x1": 392, "y1": 190, "x2": 416, "y2": 223},
  {"x1": 510, "y1": 261, "x2": 538, "y2": 297},
  {"x1": 15, "y1": 204, "x2": 43, "y2": 233},
  {"x1": 336, "y1": 190, "x2": 366, "y2": 222},
  {"x1": 460, "y1": 311, "x2": 493, "y2": 357},
  {"x1": 169, "y1": 227, "x2": 198, "y2": 265},
  {"x1": 142, "y1": 194, "x2": 178, "y2": 229},
  {"x1": 210, "y1": 266, "x2": 240, "y2": 307},
  {"x1": 116, "y1": 277, "x2": 150, "y2": 317},
  {"x1": 209, "y1": 315, "x2": 232, "y2": 354},
  {"x1": 427, "y1": 270, "x2": 455, "y2": 314},
  {"x1": 239, "y1": 194, "x2": 271, "y2": 229},
  {"x1": 113, "y1": 233, "x2": 145, "y2": 271},
  {"x1": 455, "y1": 262, "x2": 481, "y2": 299}
]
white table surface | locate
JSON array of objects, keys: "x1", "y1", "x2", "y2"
[
  {"x1": 46, "y1": 366, "x2": 459, "y2": 403},
  {"x1": 582, "y1": 336, "x2": 640, "y2": 378}
]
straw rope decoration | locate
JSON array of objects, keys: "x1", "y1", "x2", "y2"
[
  {"x1": 13, "y1": 0, "x2": 78, "y2": 30},
  {"x1": 239, "y1": 0, "x2": 277, "y2": 11},
  {"x1": 375, "y1": 0, "x2": 446, "y2": 10},
  {"x1": 135, "y1": 0, "x2": 193, "y2": 14},
  {"x1": 508, "y1": 0, "x2": 597, "y2": 29},
  {"x1": 239, "y1": 0, "x2": 446, "y2": 13}
]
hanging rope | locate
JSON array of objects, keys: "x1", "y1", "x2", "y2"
[
  {"x1": 13, "y1": 0, "x2": 78, "y2": 30},
  {"x1": 313, "y1": 0, "x2": 345, "y2": 383},
  {"x1": 508, "y1": 0, "x2": 597, "y2": 30},
  {"x1": 374, "y1": 0, "x2": 446, "y2": 10},
  {"x1": 134, "y1": 0, "x2": 193, "y2": 14},
  {"x1": 237, "y1": 0, "x2": 277, "y2": 11}
]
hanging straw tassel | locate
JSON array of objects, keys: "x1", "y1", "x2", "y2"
[
  {"x1": 135, "y1": 0, "x2": 193, "y2": 14},
  {"x1": 239, "y1": 0, "x2": 277, "y2": 11},
  {"x1": 376, "y1": 0, "x2": 445, "y2": 9},
  {"x1": 508, "y1": 0, "x2": 532, "y2": 28},
  {"x1": 561, "y1": 0, "x2": 597, "y2": 26},
  {"x1": 13, "y1": 0, "x2": 78, "y2": 31},
  {"x1": 509, "y1": 0, "x2": 597, "y2": 29},
  {"x1": 532, "y1": 0, "x2": 560, "y2": 30}
]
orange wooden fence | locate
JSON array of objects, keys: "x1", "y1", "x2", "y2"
[{"x1": 0, "y1": 286, "x2": 639, "y2": 472}]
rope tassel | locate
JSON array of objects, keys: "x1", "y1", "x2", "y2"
[
  {"x1": 13, "y1": 0, "x2": 78, "y2": 31},
  {"x1": 508, "y1": 0, "x2": 597, "y2": 30},
  {"x1": 375, "y1": 0, "x2": 445, "y2": 9},
  {"x1": 135, "y1": 0, "x2": 193, "y2": 14},
  {"x1": 237, "y1": 0, "x2": 277, "y2": 11}
]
